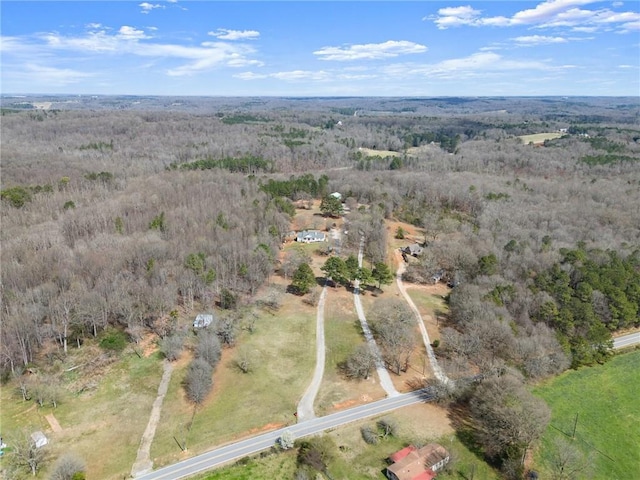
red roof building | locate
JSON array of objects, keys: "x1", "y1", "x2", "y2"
[{"x1": 385, "y1": 444, "x2": 450, "y2": 480}]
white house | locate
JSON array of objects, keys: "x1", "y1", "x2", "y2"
[{"x1": 296, "y1": 230, "x2": 326, "y2": 243}]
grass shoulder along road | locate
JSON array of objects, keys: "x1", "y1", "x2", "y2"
[
  {"x1": 190, "y1": 403, "x2": 502, "y2": 480},
  {"x1": 533, "y1": 349, "x2": 640, "y2": 478}
]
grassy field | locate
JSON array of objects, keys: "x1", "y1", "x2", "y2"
[
  {"x1": 518, "y1": 132, "x2": 564, "y2": 144},
  {"x1": 532, "y1": 350, "x2": 640, "y2": 478},
  {"x1": 314, "y1": 287, "x2": 386, "y2": 416},
  {"x1": 149, "y1": 291, "x2": 317, "y2": 468},
  {"x1": 0, "y1": 344, "x2": 164, "y2": 479},
  {"x1": 357, "y1": 147, "x2": 402, "y2": 158}
]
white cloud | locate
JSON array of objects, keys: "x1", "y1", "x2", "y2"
[
  {"x1": 379, "y1": 52, "x2": 558, "y2": 82},
  {"x1": 118, "y1": 26, "x2": 149, "y2": 40},
  {"x1": 234, "y1": 70, "x2": 330, "y2": 81},
  {"x1": 7, "y1": 28, "x2": 261, "y2": 77},
  {"x1": 208, "y1": 29, "x2": 260, "y2": 40},
  {"x1": 314, "y1": 40, "x2": 427, "y2": 61},
  {"x1": 512, "y1": 35, "x2": 568, "y2": 45},
  {"x1": 139, "y1": 2, "x2": 164, "y2": 14},
  {"x1": 236, "y1": 50, "x2": 559, "y2": 86},
  {"x1": 428, "y1": 0, "x2": 639, "y2": 33},
  {"x1": 571, "y1": 26, "x2": 599, "y2": 32},
  {"x1": 427, "y1": 5, "x2": 484, "y2": 29},
  {"x1": 24, "y1": 63, "x2": 95, "y2": 85},
  {"x1": 510, "y1": 0, "x2": 596, "y2": 25}
]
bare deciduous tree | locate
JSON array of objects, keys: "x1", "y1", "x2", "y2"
[
  {"x1": 343, "y1": 344, "x2": 376, "y2": 380},
  {"x1": 470, "y1": 374, "x2": 550, "y2": 467},
  {"x1": 195, "y1": 330, "x2": 221, "y2": 367},
  {"x1": 6, "y1": 429, "x2": 48, "y2": 477},
  {"x1": 159, "y1": 333, "x2": 184, "y2": 362},
  {"x1": 49, "y1": 453, "x2": 86, "y2": 480},
  {"x1": 184, "y1": 358, "x2": 213, "y2": 405},
  {"x1": 546, "y1": 437, "x2": 592, "y2": 480}
]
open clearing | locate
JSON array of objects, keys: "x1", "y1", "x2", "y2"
[
  {"x1": 533, "y1": 350, "x2": 640, "y2": 478},
  {"x1": 358, "y1": 147, "x2": 402, "y2": 157},
  {"x1": 518, "y1": 132, "x2": 564, "y2": 144},
  {"x1": 0, "y1": 346, "x2": 164, "y2": 480}
]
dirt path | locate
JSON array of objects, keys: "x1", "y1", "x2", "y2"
[
  {"x1": 131, "y1": 360, "x2": 174, "y2": 477},
  {"x1": 395, "y1": 250, "x2": 450, "y2": 385},
  {"x1": 45, "y1": 414, "x2": 63, "y2": 433},
  {"x1": 296, "y1": 285, "x2": 328, "y2": 421},
  {"x1": 355, "y1": 237, "x2": 399, "y2": 397}
]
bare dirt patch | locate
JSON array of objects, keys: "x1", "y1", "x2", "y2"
[
  {"x1": 247, "y1": 422, "x2": 285, "y2": 435},
  {"x1": 45, "y1": 413, "x2": 63, "y2": 433}
]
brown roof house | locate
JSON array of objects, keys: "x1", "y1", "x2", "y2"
[{"x1": 385, "y1": 444, "x2": 450, "y2": 480}]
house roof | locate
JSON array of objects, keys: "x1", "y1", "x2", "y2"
[
  {"x1": 30, "y1": 431, "x2": 48, "y2": 448},
  {"x1": 422, "y1": 444, "x2": 449, "y2": 469},
  {"x1": 296, "y1": 230, "x2": 325, "y2": 240},
  {"x1": 389, "y1": 445, "x2": 416, "y2": 463},
  {"x1": 403, "y1": 244, "x2": 423, "y2": 255},
  {"x1": 386, "y1": 444, "x2": 448, "y2": 480},
  {"x1": 193, "y1": 314, "x2": 213, "y2": 328}
]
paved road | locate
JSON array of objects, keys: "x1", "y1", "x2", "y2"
[
  {"x1": 134, "y1": 389, "x2": 433, "y2": 480},
  {"x1": 613, "y1": 331, "x2": 640, "y2": 349}
]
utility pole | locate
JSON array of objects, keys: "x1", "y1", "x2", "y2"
[{"x1": 572, "y1": 413, "x2": 579, "y2": 439}]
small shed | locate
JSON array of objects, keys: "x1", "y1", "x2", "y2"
[
  {"x1": 193, "y1": 314, "x2": 213, "y2": 329},
  {"x1": 30, "y1": 431, "x2": 48, "y2": 448}
]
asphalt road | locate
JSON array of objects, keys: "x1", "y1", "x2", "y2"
[
  {"x1": 134, "y1": 389, "x2": 433, "y2": 480},
  {"x1": 613, "y1": 331, "x2": 640, "y2": 349}
]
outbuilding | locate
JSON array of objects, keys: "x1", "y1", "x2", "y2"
[{"x1": 193, "y1": 313, "x2": 214, "y2": 329}]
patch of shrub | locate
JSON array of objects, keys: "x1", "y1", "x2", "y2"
[{"x1": 99, "y1": 329, "x2": 128, "y2": 352}]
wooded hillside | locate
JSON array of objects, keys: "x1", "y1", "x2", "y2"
[{"x1": 2, "y1": 95, "x2": 638, "y2": 375}]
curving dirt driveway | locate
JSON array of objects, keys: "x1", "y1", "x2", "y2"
[
  {"x1": 355, "y1": 237, "x2": 399, "y2": 397},
  {"x1": 395, "y1": 250, "x2": 450, "y2": 384},
  {"x1": 296, "y1": 285, "x2": 328, "y2": 421}
]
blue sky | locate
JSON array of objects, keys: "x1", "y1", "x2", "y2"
[{"x1": 1, "y1": 1, "x2": 638, "y2": 96}]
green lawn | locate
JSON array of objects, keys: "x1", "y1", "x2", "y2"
[
  {"x1": 314, "y1": 289, "x2": 379, "y2": 416},
  {"x1": 406, "y1": 288, "x2": 449, "y2": 317},
  {"x1": 533, "y1": 350, "x2": 640, "y2": 478},
  {"x1": 150, "y1": 296, "x2": 317, "y2": 467},
  {"x1": 0, "y1": 345, "x2": 164, "y2": 480}
]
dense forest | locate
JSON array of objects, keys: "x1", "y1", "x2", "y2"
[{"x1": 1, "y1": 95, "x2": 639, "y2": 479}]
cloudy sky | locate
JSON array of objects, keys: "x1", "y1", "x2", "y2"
[{"x1": 1, "y1": 1, "x2": 638, "y2": 96}]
